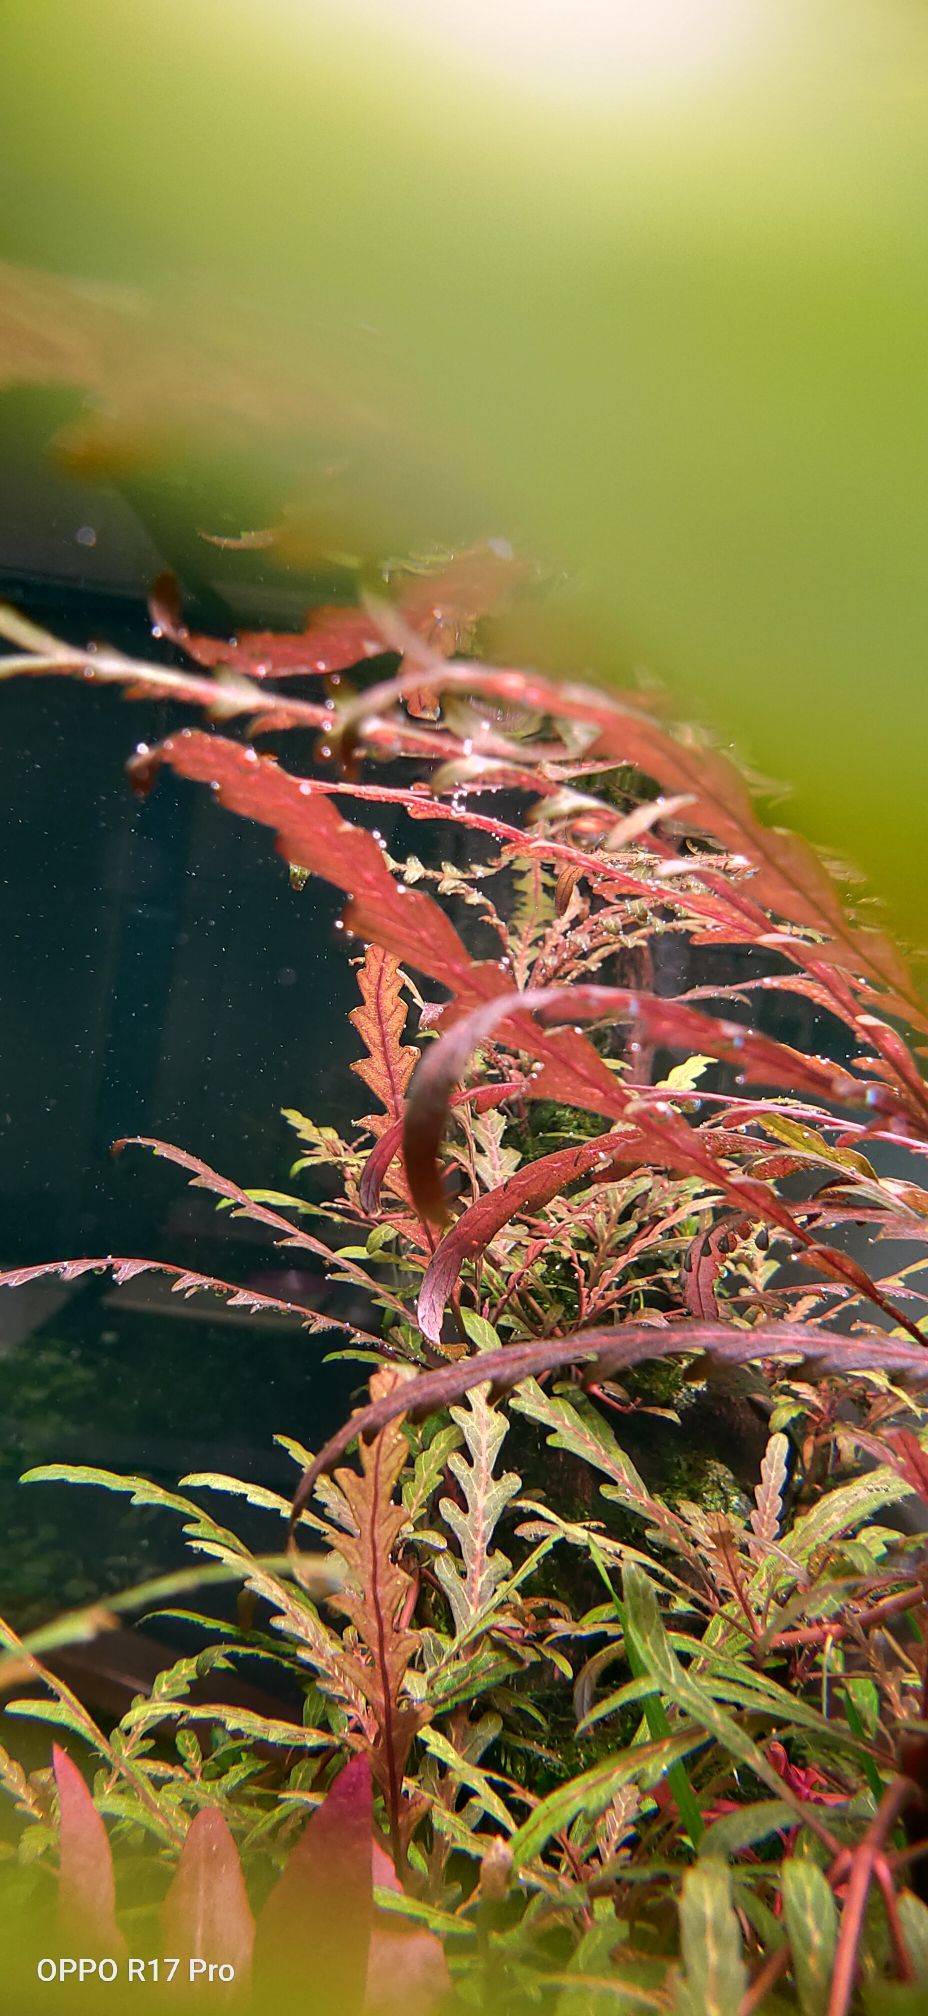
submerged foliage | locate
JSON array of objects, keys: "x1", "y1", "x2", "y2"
[{"x1": 3, "y1": 559, "x2": 928, "y2": 2009}]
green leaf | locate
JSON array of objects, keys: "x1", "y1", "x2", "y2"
[
  {"x1": 4, "y1": 1697, "x2": 108, "y2": 1746},
  {"x1": 509, "y1": 1378, "x2": 649, "y2": 1497},
  {"x1": 508, "y1": 1729, "x2": 704, "y2": 1867},
  {"x1": 434, "y1": 1384, "x2": 521, "y2": 1636},
  {"x1": 418, "y1": 1727, "x2": 515, "y2": 1833},
  {"x1": 897, "y1": 1891, "x2": 928, "y2": 1980},
  {"x1": 700, "y1": 1799, "x2": 795, "y2": 1860},
  {"x1": 781, "y1": 1860, "x2": 839, "y2": 2016},
  {"x1": 658, "y1": 1055, "x2": 713, "y2": 1092},
  {"x1": 676, "y1": 1864, "x2": 747, "y2": 2016},
  {"x1": 460, "y1": 1309, "x2": 503, "y2": 1353},
  {"x1": 621, "y1": 1564, "x2": 833, "y2": 1843}
]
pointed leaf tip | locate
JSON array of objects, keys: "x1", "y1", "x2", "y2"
[
  {"x1": 162, "y1": 1808, "x2": 255, "y2": 1992},
  {"x1": 53, "y1": 1743, "x2": 125, "y2": 1956}
]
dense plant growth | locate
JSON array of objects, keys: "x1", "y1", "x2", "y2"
[{"x1": 3, "y1": 552, "x2": 928, "y2": 2010}]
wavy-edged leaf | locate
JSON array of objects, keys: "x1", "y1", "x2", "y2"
[
  {"x1": 676, "y1": 1863, "x2": 747, "y2": 2016},
  {"x1": 349, "y1": 947, "x2": 419, "y2": 1137},
  {"x1": 327, "y1": 1367, "x2": 430, "y2": 1859},
  {"x1": 401, "y1": 981, "x2": 910, "y2": 1227},
  {"x1": 749, "y1": 1432, "x2": 790, "y2": 1554},
  {"x1": 290, "y1": 1321, "x2": 928, "y2": 1527},
  {"x1": 130, "y1": 732, "x2": 504, "y2": 1004},
  {"x1": 162, "y1": 1808, "x2": 255, "y2": 1991},
  {"x1": 109, "y1": 1135, "x2": 398, "y2": 1322},
  {"x1": 53, "y1": 1744, "x2": 126, "y2": 1955},
  {"x1": 433, "y1": 1385, "x2": 521, "y2": 1635},
  {"x1": 359, "y1": 1077, "x2": 525, "y2": 1216},
  {"x1": 331, "y1": 651, "x2": 927, "y2": 1028},
  {"x1": 781, "y1": 1858, "x2": 838, "y2": 2015},
  {"x1": 508, "y1": 1379, "x2": 650, "y2": 1500},
  {"x1": 0, "y1": 1254, "x2": 341, "y2": 1331}
]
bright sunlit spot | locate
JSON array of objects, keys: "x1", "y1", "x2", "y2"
[{"x1": 310, "y1": 0, "x2": 767, "y2": 102}]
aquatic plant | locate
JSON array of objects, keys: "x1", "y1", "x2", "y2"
[{"x1": 3, "y1": 557, "x2": 928, "y2": 2010}]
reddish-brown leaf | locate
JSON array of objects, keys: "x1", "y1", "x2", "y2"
[
  {"x1": 358, "y1": 1078, "x2": 527, "y2": 1216},
  {"x1": 53, "y1": 1744, "x2": 125, "y2": 1956},
  {"x1": 883, "y1": 1430, "x2": 928, "y2": 1505},
  {"x1": 329, "y1": 1368, "x2": 430, "y2": 1864},
  {"x1": 130, "y1": 733, "x2": 502, "y2": 1004},
  {"x1": 400, "y1": 982, "x2": 907, "y2": 1228},
  {"x1": 327, "y1": 654, "x2": 927, "y2": 1028},
  {"x1": 254, "y1": 1754, "x2": 373, "y2": 2010},
  {"x1": 417, "y1": 1134, "x2": 629, "y2": 1342},
  {"x1": 186, "y1": 610, "x2": 389, "y2": 680},
  {"x1": 290, "y1": 1322, "x2": 928, "y2": 1525},
  {"x1": 350, "y1": 948, "x2": 419, "y2": 1135},
  {"x1": 0, "y1": 1255, "x2": 344, "y2": 1332},
  {"x1": 162, "y1": 1809, "x2": 254, "y2": 1992}
]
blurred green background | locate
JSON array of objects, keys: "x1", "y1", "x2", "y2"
[{"x1": 1, "y1": 0, "x2": 926, "y2": 959}]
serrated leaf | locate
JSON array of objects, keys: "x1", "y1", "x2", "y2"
[
  {"x1": 750, "y1": 1432, "x2": 789, "y2": 1551},
  {"x1": 327, "y1": 1368, "x2": 430, "y2": 1855},
  {"x1": 349, "y1": 945, "x2": 418, "y2": 1137},
  {"x1": 510, "y1": 1378, "x2": 649, "y2": 1499},
  {"x1": 508, "y1": 1730, "x2": 704, "y2": 1867},
  {"x1": 417, "y1": 1727, "x2": 514, "y2": 1833},
  {"x1": 781, "y1": 1859, "x2": 839, "y2": 2015},
  {"x1": 433, "y1": 1384, "x2": 521, "y2": 1637}
]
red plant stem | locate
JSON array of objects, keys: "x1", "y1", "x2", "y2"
[
  {"x1": 365, "y1": 1433, "x2": 405, "y2": 1874},
  {"x1": 875, "y1": 1856, "x2": 916, "y2": 1983},
  {"x1": 828, "y1": 1777, "x2": 914, "y2": 2016},
  {"x1": 762, "y1": 1584, "x2": 924, "y2": 1654},
  {"x1": 740, "y1": 1941, "x2": 791, "y2": 2015}
]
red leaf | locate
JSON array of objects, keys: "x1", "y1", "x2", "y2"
[
  {"x1": 130, "y1": 733, "x2": 501, "y2": 1003},
  {"x1": 162, "y1": 1809, "x2": 255, "y2": 1992},
  {"x1": 400, "y1": 982, "x2": 902, "y2": 1228},
  {"x1": 0, "y1": 1255, "x2": 344, "y2": 1333},
  {"x1": 417, "y1": 1134, "x2": 628, "y2": 1342},
  {"x1": 290, "y1": 1322, "x2": 928, "y2": 1527},
  {"x1": 366, "y1": 1840, "x2": 450, "y2": 2016},
  {"x1": 350, "y1": 947, "x2": 419, "y2": 1134},
  {"x1": 254, "y1": 1755, "x2": 373, "y2": 2009},
  {"x1": 183, "y1": 610, "x2": 389, "y2": 680},
  {"x1": 325, "y1": 654, "x2": 927, "y2": 1030},
  {"x1": 53, "y1": 1744, "x2": 125, "y2": 1955},
  {"x1": 884, "y1": 1430, "x2": 928, "y2": 1505},
  {"x1": 358, "y1": 1079, "x2": 527, "y2": 1216}
]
